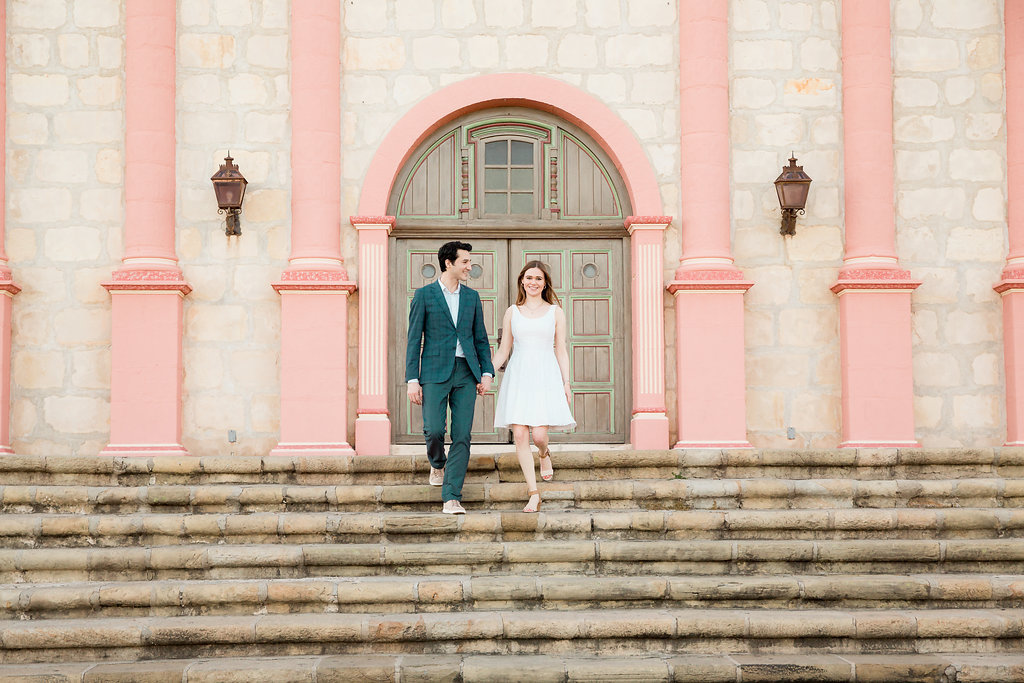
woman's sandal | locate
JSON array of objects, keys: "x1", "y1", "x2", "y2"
[
  {"x1": 538, "y1": 450, "x2": 554, "y2": 481},
  {"x1": 523, "y1": 489, "x2": 541, "y2": 513}
]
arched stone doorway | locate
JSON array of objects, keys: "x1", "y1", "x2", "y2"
[
  {"x1": 387, "y1": 108, "x2": 632, "y2": 444},
  {"x1": 352, "y1": 74, "x2": 670, "y2": 456}
]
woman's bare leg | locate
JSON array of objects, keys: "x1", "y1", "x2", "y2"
[
  {"x1": 511, "y1": 424, "x2": 539, "y2": 511},
  {"x1": 533, "y1": 426, "x2": 552, "y2": 479}
]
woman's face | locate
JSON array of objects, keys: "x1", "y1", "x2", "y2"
[{"x1": 521, "y1": 267, "x2": 546, "y2": 297}]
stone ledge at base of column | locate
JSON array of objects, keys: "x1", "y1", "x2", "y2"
[
  {"x1": 0, "y1": 446, "x2": 16, "y2": 457},
  {"x1": 102, "y1": 269, "x2": 191, "y2": 295},
  {"x1": 831, "y1": 268, "x2": 920, "y2": 294},
  {"x1": 668, "y1": 267, "x2": 754, "y2": 293},
  {"x1": 272, "y1": 268, "x2": 356, "y2": 293},
  {"x1": 269, "y1": 442, "x2": 356, "y2": 457},
  {"x1": 994, "y1": 268, "x2": 1024, "y2": 294},
  {"x1": 99, "y1": 443, "x2": 190, "y2": 457}
]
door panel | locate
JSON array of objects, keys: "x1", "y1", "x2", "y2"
[
  {"x1": 509, "y1": 240, "x2": 626, "y2": 443},
  {"x1": 391, "y1": 239, "x2": 508, "y2": 444}
]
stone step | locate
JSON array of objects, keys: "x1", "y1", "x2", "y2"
[
  {"x1": 3, "y1": 574, "x2": 1022, "y2": 620},
  {"x1": 1, "y1": 608, "x2": 1022, "y2": 664},
  {"x1": 4, "y1": 539, "x2": 1024, "y2": 583},
  {"x1": 1, "y1": 449, "x2": 1021, "y2": 486},
  {"x1": 4, "y1": 477, "x2": 1022, "y2": 514},
  {"x1": 1, "y1": 507, "x2": 1023, "y2": 548},
  {"x1": 3, "y1": 652, "x2": 1024, "y2": 682}
]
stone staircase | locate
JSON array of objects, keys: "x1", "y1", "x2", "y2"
[{"x1": 1, "y1": 449, "x2": 1023, "y2": 682}]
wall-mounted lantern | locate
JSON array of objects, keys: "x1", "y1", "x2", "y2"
[
  {"x1": 774, "y1": 154, "x2": 812, "y2": 236},
  {"x1": 211, "y1": 152, "x2": 247, "y2": 236}
]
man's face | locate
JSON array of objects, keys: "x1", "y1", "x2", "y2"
[{"x1": 446, "y1": 249, "x2": 473, "y2": 282}]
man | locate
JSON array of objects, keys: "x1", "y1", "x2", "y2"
[{"x1": 406, "y1": 241, "x2": 494, "y2": 514}]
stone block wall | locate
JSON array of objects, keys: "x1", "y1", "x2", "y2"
[
  {"x1": 7, "y1": 0, "x2": 123, "y2": 455},
  {"x1": 1, "y1": 0, "x2": 1013, "y2": 453},
  {"x1": 176, "y1": 0, "x2": 290, "y2": 456},
  {"x1": 730, "y1": 0, "x2": 844, "y2": 448},
  {"x1": 893, "y1": 0, "x2": 1005, "y2": 447}
]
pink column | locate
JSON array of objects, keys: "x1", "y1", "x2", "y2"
[
  {"x1": 831, "y1": 0, "x2": 920, "y2": 447},
  {"x1": 0, "y1": 3, "x2": 20, "y2": 455},
  {"x1": 101, "y1": 0, "x2": 190, "y2": 457},
  {"x1": 668, "y1": 0, "x2": 753, "y2": 448},
  {"x1": 627, "y1": 218, "x2": 670, "y2": 450},
  {"x1": 353, "y1": 216, "x2": 394, "y2": 456},
  {"x1": 997, "y1": 1, "x2": 1024, "y2": 444},
  {"x1": 270, "y1": 0, "x2": 356, "y2": 457}
]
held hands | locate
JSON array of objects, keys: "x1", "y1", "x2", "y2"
[
  {"x1": 407, "y1": 383, "x2": 423, "y2": 405},
  {"x1": 477, "y1": 375, "x2": 493, "y2": 396}
]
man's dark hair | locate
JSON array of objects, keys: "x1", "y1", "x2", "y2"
[{"x1": 438, "y1": 241, "x2": 472, "y2": 272}]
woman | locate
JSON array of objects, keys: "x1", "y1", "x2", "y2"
[{"x1": 492, "y1": 261, "x2": 575, "y2": 513}]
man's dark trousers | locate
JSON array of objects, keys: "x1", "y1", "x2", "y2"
[{"x1": 422, "y1": 357, "x2": 476, "y2": 502}]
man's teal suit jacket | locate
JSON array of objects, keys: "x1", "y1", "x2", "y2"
[{"x1": 405, "y1": 281, "x2": 495, "y2": 384}]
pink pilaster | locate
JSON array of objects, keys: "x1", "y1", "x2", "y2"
[
  {"x1": 627, "y1": 218, "x2": 670, "y2": 449},
  {"x1": 353, "y1": 217, "x2": 394, "y2": 456},
  {"x1": 834, "y1": 0, "x2": 920, "y2": 447},
  {"x1": 998, "y1": 2, "x2": 1024, "y2": 444},
  {"x1": 271, "y1": 0, "x2": 356, "y2": 457},
  {"x1": 669, "y1": 0, "x2": 752, "y2": 448},
  {"x1": 101, "y1": 0, "x2": 189, "y2": 457},
  {"x1": 0, "y1": 3, "x2": 19, "y2": 455}
]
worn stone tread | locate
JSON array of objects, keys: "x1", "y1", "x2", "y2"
[
  {"x1": 0, "y1": 608, "x2": 1022, "y2": 663},
  {"x1": 1, "y1": 573, "x2": 1021, "y2": 618},
  {"x1": 4, "y1": 538, "x2": 1024, "y2": 581},
  {"x1": 1, "y1": 507, "x2": 1022, "y2": 547},
  {"x1": 0, "y1": 449, "x2": 1022, "y2": 486},
  {"x1": 3, "y1": 652, "x2": 1024, "y2": 682},
  {"x1": 3, "y1": 477, "x2": 1023, "y2": 514}
]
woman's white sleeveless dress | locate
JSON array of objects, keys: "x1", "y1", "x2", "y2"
[{"x1": 493, "y1": 306, "x2": 576, "y2": 430}]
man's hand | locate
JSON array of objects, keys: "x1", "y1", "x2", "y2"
[
  {"x1": 477, "y1": 375, "x2": 493, "y2": 395},
  {"x1": 408, "y1": 382, "x2": 423, "y2": 405}
]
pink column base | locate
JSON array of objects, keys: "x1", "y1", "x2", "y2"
[
  {"x1": 354, "y1": 413, "x2": 391, "y2": 456},
  {"x1": 996, "y1": 275, "x2": 1024, "y2": 445},
  {"x1": 630, "y1": 414, "x2": 671, "y2": 450},
  {"x1": 101, "y1": 273, "x2": 191, "y2": 456},
  {"x1": 832, "y1": 271, "x2": 921, "y2": 448},
  {"x1": 668, "y1": 270, "x2": 754, "y2": 449},
  {"x1": 271, "y1": 273, "x2": 357, "y2": 457}
]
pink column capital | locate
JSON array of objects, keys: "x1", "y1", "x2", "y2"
[
  {"x1": 625, "y1": 216, "x2": 670, "y2": 450},
  {"x1": 353, "y1": 216, "x2": 395, "y2": 456}
]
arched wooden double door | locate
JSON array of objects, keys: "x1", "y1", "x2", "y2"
[
  {"x1": 385, "y1": 108, "x2": 632, "y2": 444},
  {"x1": 390, "y1": 238, "x2": 628, "y2": 444}
]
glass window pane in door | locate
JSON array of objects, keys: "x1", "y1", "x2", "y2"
[
  {"x1": 485, "y1": 141, "x2": 507, "y2": 165},
  {"x1": 510, "y1": 140, "x2": 533, "y2": 165},
  {"x1": 484, "y1": 168, "x2": 507, "y2": 191},
  {"x1": 484, "y1": 192, "x2": 508, "y2": 214},
  {"x1": 509, "y1": 193, "x2": 533, "y2": 214}
]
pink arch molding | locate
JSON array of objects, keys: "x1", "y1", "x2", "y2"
[{"x1": 357, "y1": 73, "x2": 663, "y2": 216}]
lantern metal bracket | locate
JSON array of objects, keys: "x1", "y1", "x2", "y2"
[
  {"x1": 219, "y1": 207, "x2": 242, "y2": 236},
  {"x1": 780, "y1": 208, "x2": 805, "y2": 236}
]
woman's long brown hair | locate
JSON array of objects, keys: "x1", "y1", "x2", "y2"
[{"x1": 515, "y1": 260, "x2": 561, "y2": 306}]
